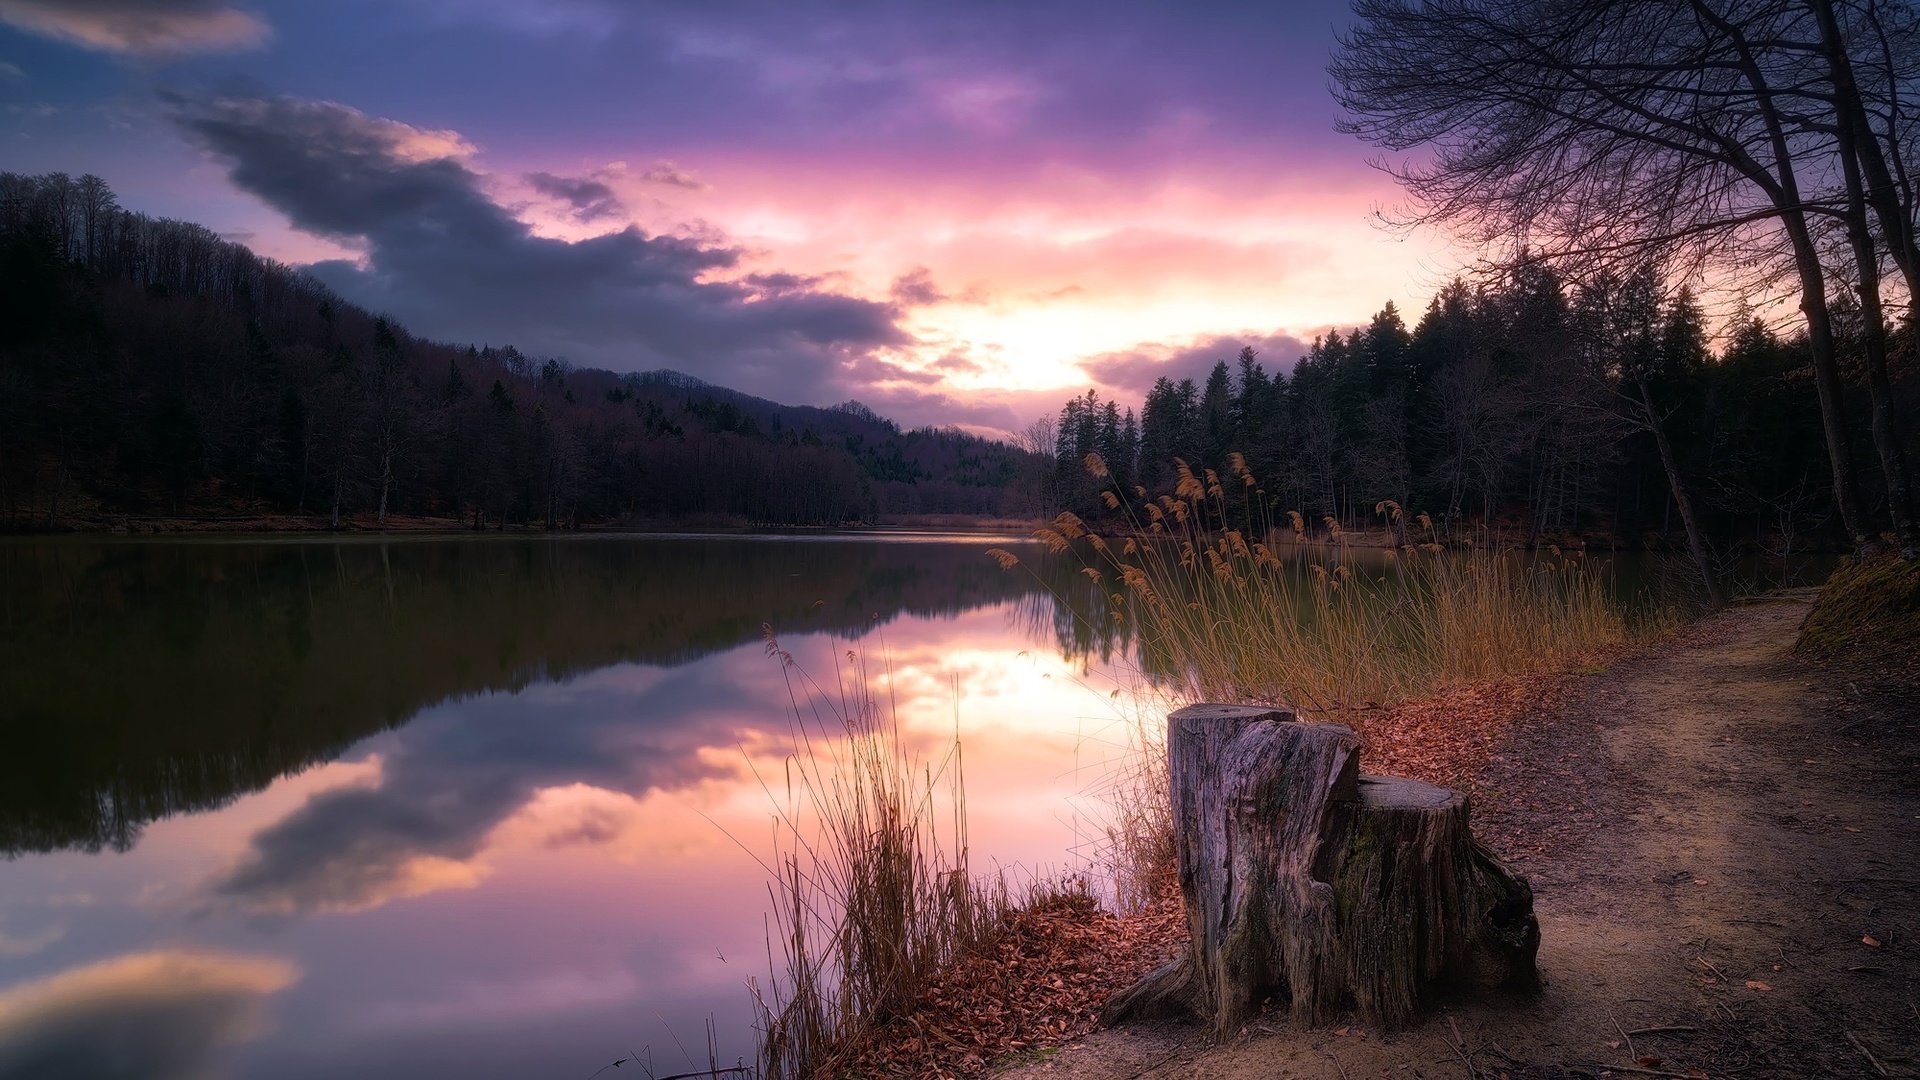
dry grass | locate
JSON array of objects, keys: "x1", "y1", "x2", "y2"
[
  {"x1": 994, "y1": 454, "x2": 1640, "y2": 714},
  {"x1": 988, "y1": 453, "x2": 1657, "y2": 907},
  {"x1": 749, "y1": 629, "x2": 1010, "y2": 1080},
  {"x1": 744, "y1": 630, "x2": 1185, "y2": 1078}
]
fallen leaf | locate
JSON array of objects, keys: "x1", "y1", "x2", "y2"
[
  {"x1": 1744, "y1": 979, "x2": 1772, "y2": 991},
  {"x1": 1334, "y1": 1026, "x2": 1350, "y2": 1037},
  {"x1": 1638, "y1": 1056, "x2": 1666, "y2": 1067},
  {"x1": 1607, "y1": 1040, "x2": 1623, "y2": 1050},
  {"x1": 1862, "y1": 935, "x2": 1881, "y2": 947},
  {"x1": 1693, "y1": 878, "x2": 1709, "y2": 886}
]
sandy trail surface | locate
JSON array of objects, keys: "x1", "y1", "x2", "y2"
[{"x1": 1003, "y1": 592, "x2": 1919, "y2": 1080}]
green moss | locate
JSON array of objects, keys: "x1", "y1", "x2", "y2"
[
  {"x1": 1797, "y1": 556, "x2": 1920, "y2": 652},
  {"x1": 1348, "y1": 824, "x2": 1379, "y2": 859}
]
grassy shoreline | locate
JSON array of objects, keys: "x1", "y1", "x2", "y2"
[
  {"x1": 760, "y1": 646, "x2": 1649, "y2": 1079},
  {"x1": 752, "y1": 478, "x2": 1665, "y2": 1075}
]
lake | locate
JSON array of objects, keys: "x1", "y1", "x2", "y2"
[
  {"x1": 0, "y1": 532, "x2": 1139, "y2": 1080},
  {"x1": 0, "y1": 532, "x2": 1825, "y2": 1079}
]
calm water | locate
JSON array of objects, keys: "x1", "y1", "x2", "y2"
[
  {"x1": 0, "y1": 533, "x2": 1136, "y2": 1080},
  {"x1": 0, "y1": 533, "x2": 1824, "y2": 1079}
]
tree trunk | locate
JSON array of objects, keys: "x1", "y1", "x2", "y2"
[
  {"x1": 1813, "y1": 0, "x2": 1919, "y2": 559},
  {"x1": 1101, "y1": 705, "x2": 1538, "y2": 1036},
  {"x1": 1838, "y1": 187, "x2": 1920, "y2": 559},
  {"x1": 1779, "y1": 215, "x2": 1875, "y2": 557},
  {"x1": 1814, "y1": 0, "x2": 1920, "y2": 331},
  {"x1": 1635, "y1": 374, "x2": 1725, "y2": 607},
  {"x1": 377, "y1": 449, "x2": 393, "y2": 526},
  {"x1": 1701, "y1": 3, "x2": 1877, "y2": 556},
  {"x1": 296, "y1": 439, "x2": 310, "y2": 514}
]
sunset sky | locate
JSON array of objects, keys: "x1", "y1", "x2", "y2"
[{"x1": 0, "y1": 0, "x2": 1459, "y2": 434}]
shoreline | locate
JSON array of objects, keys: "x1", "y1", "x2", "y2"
[
  {"x1": 0, "y1": 512, "x2": 1050, "y2": 540},
  {"x1": 986, "y1": 582, "x2": 1917, "y2": 1080},
  {"x1": 1, "y1": 512, "x2": 1850, "y2": 562},
  {"x1": 835, "y1": 643, "x2": 1654, "y2": 1078}
]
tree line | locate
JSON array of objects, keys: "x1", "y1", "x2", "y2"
[
  {"x1": 0, "y1": 172, "x2": 1038, "y2": 530},
  {"x1": 1050, "y1": 267, "x2": 1878, "y2": 570}
]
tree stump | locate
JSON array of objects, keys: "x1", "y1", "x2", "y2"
[{"x1": 1100, "y1": 704, "x2": 1538, "y2": 1035}]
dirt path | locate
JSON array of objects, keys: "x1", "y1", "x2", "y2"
[{"x1": 1004, "y1": 593, "x2": 1920, "y2": 1079}]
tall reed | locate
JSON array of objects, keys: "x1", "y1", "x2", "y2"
[
  {"x1": 993, "y1": 453, "x2": 1636, "y2": 714},
  {"x1": 750, "y1": 631, "x2": 1006, "y2": 1080}
]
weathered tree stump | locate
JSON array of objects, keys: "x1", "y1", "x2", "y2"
[{"x1": 1100, "y1": 704, "x2": 1538, "y2": 1035}]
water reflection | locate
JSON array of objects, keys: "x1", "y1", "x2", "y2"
[
  {"x1": 0, "y1": 534, "x2": 1099, "y2": 857},
  {"x1": 208, "y1": 666, "x2": 774, "y2": 918},
  {"x1": 0, "y1": 533, "x2": 1136, "y2": 1080},
  {"x1": 0, "y1": 949, "x2": 298, "y2": 1080}
]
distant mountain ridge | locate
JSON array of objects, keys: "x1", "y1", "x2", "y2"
[
  {"x1": 0, "y1": 172, "x2": 1049, "y2": 529},
  {"x1": 631, "y1": 368, "x2": 902, "y2": 439}
]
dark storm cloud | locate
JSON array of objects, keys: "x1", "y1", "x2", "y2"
[
  {"x1": 0, "y1": 0, "x2": 267, "y2": 55},
  {"x1": 0, "y1": 950, "x2": 296, "y2": 1080},
  {"x1": 525, "y1": 170, "x2": 626, "y2": 221},
  {"x1": 167, "y1": 92, "x2": 908, "y2": 402},
  {"x1": 1084, "y1": 332, "x2": 1312, "y2": 400}
]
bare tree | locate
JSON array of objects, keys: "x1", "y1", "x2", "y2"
[
  {"x1": 1014, "y1": 413, "x2": 1058, "y2": 516},
  {"x1": 1332, "y1": 0, "x2": 1919, "y2": 556},
  {"x1": 1808, "y1": 0, "x2": 1919, "y2": 554},
  {"x1": 1619, "y1": 277, "x2": 1728, "y2": 605}
]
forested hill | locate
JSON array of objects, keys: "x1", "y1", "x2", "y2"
[{"x1": 0, "y1": 172, "x2": 1045, "y2": 531}]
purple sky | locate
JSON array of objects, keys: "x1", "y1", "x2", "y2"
[{"x1": 0, "y1": 0, "x2": 1459, "y2": 433}]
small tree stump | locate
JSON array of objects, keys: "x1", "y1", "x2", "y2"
[{"x1": 1100, "y1": 704, "x2": 1538, "y2": 1035}]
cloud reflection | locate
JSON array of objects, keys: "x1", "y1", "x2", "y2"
[
  {"x1": 209, "y1": 664, "x2": 776, "y2": 916},
  {"x1": 0, "y1": 949, "x2": 297, "y2": 1080}
]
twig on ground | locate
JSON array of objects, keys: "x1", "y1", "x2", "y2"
[
  {"x1": 1844, "y1": 1031, "x2": 1890, "y2": 1077},
  {"x1": 1122, "y1": 1048, "x2": 1187, "y2": 1080},
  {"x1": 1446, "y1": 1015, "x2": 1480, "y2": 1078},
  {"x1": 1611, "y1": 1011, "x2": 1640, "y2": 1063},
  {"x1": 1627, "y1": 1026, "x2": 1698, "y2": 1037}
]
